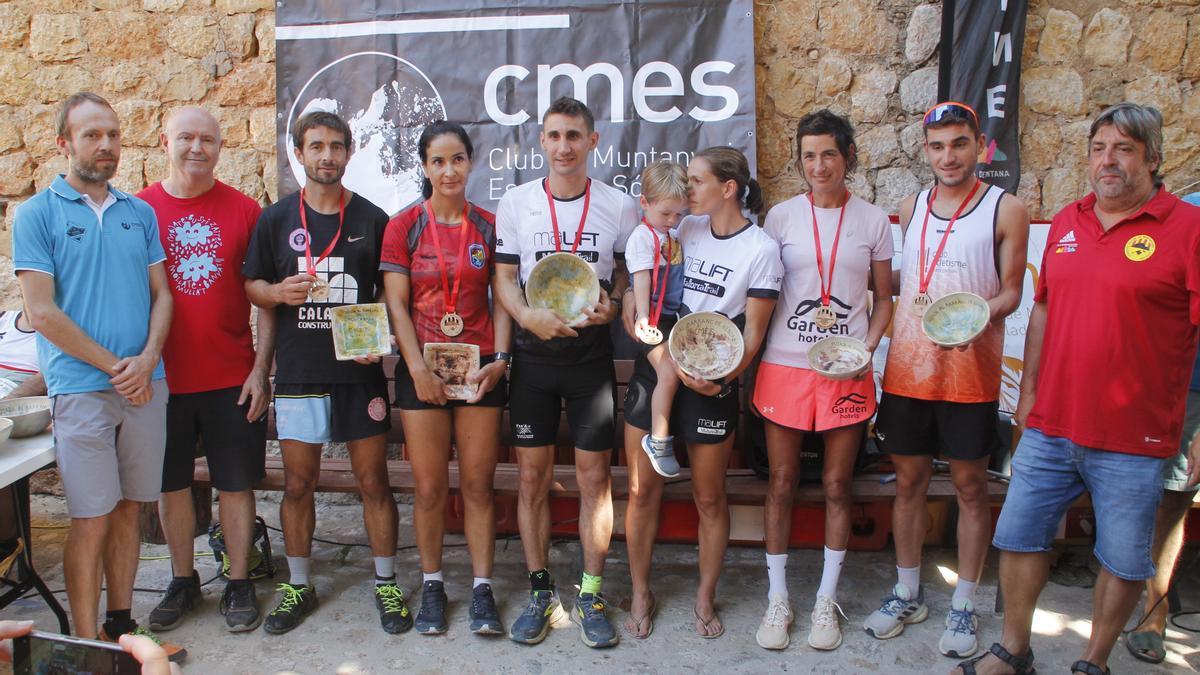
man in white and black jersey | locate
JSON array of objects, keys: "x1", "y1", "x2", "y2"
[
  {"x1": 866, "y1": 102, "x2": 1029, "y2": 659},
  {"x1": 494, "y1": 97, "x2": 638, "y2": 649}
]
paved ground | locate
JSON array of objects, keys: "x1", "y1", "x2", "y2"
[{"x1": 2, "y1": 494, "x2": 1197, "y2": 674}]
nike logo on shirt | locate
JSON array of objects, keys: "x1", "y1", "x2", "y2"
[{"x1": 347, "y1": 235, "x2": 366, "y2": 242}]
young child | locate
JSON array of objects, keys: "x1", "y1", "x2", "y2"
[{"x1": 626, "y1": 161, "x2": 689, "y2": 477}]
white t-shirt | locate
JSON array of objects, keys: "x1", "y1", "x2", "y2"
[
  {"x1": 762, "y1": 193, "x2": 893, "y2": 369},
  {"x1": 0, "y1": 311, "x2": 39, "y2": 396},
  {"x1": 625, "y1": 223, "x2": 684, "y2": 314},
  {"x1": 495, "y1": 178, "x2": 638, "y2": 288},
  {"x1": 676, "y1": 215, "x2": 783, "y2": 326}
]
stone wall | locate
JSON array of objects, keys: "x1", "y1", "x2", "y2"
[{"x1": 0, "y1": 0, "x2": 1197, "y2": 307}]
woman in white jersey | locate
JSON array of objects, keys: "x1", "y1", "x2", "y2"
[
  {"x1": 751, "y1": 110, "x2": 894, "y2": 652},
  {"x1": 622, "y1": 147, "x2": 782, "y2": 639}
]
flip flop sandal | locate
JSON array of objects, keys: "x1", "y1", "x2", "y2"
[
  {"x1": 1124, "y1": 629, "x2": 1166, "y2": 664},
  {"x1": 694, "y1": 606, "x2": 724, "y2": 639},
  {"x1": 955, "y1": 642, "x2": 1036, "y2": 675},
  {"x1": 1071, "y1": 660, "x2": 1110, "y2": 675},
  {"x1": 624, "y1": 593, "x2": 657, "y2": 640}
]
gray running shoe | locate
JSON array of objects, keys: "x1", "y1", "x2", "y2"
[
  {"x1": 509, "y1": 590, "x2": 564, "y2": 645},
  {"x1": 938, "y1": 599, "x2": 980, "y2": 657},
  {"x1": 148, "y1": 571, "x2": 202, "y2": 632},
  {"x1": 573, "y1": 593, "x2": 619, "y2": 648},
  {"x1": 641, "y1": 434, "x2": 681, "y2": 478},
  {"x1": 863, "y1": 583, "x2": 928, "y2": 639}
]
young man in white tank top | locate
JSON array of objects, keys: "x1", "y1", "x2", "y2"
[{"x1": 866, "y1": 102, "x2": 1029, "y2": 659}]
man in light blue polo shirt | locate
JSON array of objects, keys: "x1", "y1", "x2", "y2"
[{"x1": 12, "y1": 92, "x2": 181, "y2": 661}]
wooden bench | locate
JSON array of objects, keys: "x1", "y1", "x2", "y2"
[{"x1": 192, "y1": 354, "x2": 1011, "y2": 551}]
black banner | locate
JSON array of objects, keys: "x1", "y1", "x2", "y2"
[
  {"x1": 274, "y1": 0, "x2": 757, "y2": 216},
  {"x1": 946, "y1": 0, "x2": 1027, "y2": 193}
]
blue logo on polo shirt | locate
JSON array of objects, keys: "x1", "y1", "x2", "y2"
[{"x1": 66, "y1": 224, "x2": 86, "y2": 241}]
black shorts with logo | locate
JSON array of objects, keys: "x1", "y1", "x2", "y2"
[
  {"x1": 273, "y1": 376, "x2": 392, "y2": 444},
  {"x1": 874, "y1": 392, "x2": 1002, "y2": 461},
  {"x1": 393, "y1": 354, "x2": 508, "y2": 410},
  {"x1": 163, "y1": 386, "x2": 268, "y2": 493},
  {"x1": 508, "y1": 357, "x2": 615, "y2": 451},
  {"x1": 624, "y1": 351, "x2": 739, "y2": 444}
]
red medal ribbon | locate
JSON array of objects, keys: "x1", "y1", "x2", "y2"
[
  {"x1": 544, "y1": 178, "x2": 591, "y2": 255},
  {"x1": 298, "y1": 187, "x2": 345, "y2": 277},
  {"x1": 808, "y1": 190, "x2": 850, "y2": 308},
  {"x1": 917, "y1": 179, "x2": 982, "y2": 296},
  {"x1": 643, "y1": 218, "x2": 672, "y2": 327},
  {"x1": 422, "y1": 200, "x2": 473, "y2": 317}
]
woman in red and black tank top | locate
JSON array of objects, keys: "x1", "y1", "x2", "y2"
[{"x1": 380, "y1": 122, "x2": 511, "y2": 632}]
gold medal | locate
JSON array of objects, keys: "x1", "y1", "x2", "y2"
[
  {"x1": 814, "y1": 305, "x2": 837, "y2": 329},
  {"x1": 308, "y1": 278, "x2": 330, "y2": 302},
  {"x1": 642, "y1": 325, "x2": 663, "y2": 345},
  {"x1": 440, "y1": 312, "x2": 464, "y2": 337},
  {"x1": 913, "y1": 292, "x2": 932, "y2": 316}
]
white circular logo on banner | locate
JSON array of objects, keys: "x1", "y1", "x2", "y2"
[{"x1": 288, "y1": 51, "x2": 447, "y2": 217}]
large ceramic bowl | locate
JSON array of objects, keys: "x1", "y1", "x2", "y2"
[
  {"x1": 669, "y1": 312, "x2": 744, "y2": 381},
  {"x1": 922, "y1": 292, "x2": 990, "y2": 347},
  {"x1": 0, "y1": 396, "x2": 51, "y2": 438},
  {"x1": 524, "y1": 252, "x2": 600, "y2": 327},
  {"x1": 808, "y1": 336, "x2": 871, "y2": 381},
  {"x1": 0, "y1": 418, "x2": 13, "y2": 447}
]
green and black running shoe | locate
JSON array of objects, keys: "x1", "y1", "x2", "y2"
[
  {"x1": 375, "y1": 582, "x2": 414, "y2": 634},
  {"x1": 263, "y1": 583, "x2": 317, "y2": 635}
]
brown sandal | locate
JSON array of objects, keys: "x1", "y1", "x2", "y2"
[
  {"x1": 623, "y1": 592, "x2": 657, "y2": 639},
  {"x1": 694, "y1": 606, "x2": 724, "y2": 639}
]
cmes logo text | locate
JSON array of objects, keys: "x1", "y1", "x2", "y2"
[{"x1": 485, "y1": 61, "x2": 739, "y2": 126}]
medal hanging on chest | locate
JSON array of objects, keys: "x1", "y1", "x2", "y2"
[
  {"x1": 809, "y1": 191, "x2": 848, "y2": 330},
  {"x1": 641, "y1": 219, "x2": 673, "y2": 346},
  {"x1": 299, "y1": 187, "x2": 344, "y2": 303},
  {"x1": 423, "y1": 200, "x2": 473, "y2": 337},
  {"x1": 913, "y1": 180, "x2": 981, "y2": 316}
]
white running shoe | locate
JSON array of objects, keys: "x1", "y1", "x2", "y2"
[
  {"x1": 863, "y1": 583, "x2": 928, "y2": 639},
  {"x1": 807, "y1": 594, "x2": 846, "y2": 650},
  {"x1": 755, "y1": 594, "x2": 793, "y2": 650},
  {"x1": 938, "y1": 598, "x2": 979, "y2": 658}
]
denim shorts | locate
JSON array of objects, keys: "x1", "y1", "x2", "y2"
[{"x1": 992, "y1": 427, "x2": 1167, "y2": 581}]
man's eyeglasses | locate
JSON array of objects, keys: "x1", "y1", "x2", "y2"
[{"x1": 922, "y1": 102, "x2": 979, "y2": 128}]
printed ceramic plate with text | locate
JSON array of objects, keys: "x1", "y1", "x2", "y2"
[
  {"x1": 524, "y1": 252, "x2": 600, "y2": 327},
  {"x1": 669, "y1": 311, "x2": 744, "y2": 381},
  {"x1": 422, "y1": 343, "x2": 480, "y2": 400},
  {"x1": 330, "y1": 303, "x2": 392, "y2": 361}
]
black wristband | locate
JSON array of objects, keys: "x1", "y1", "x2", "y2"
[{"x1": 494, "y1": 351, "x2": 512, "y2": 363}]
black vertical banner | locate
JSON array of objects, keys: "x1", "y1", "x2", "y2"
[{"x1": 946, "y1": 0, "x2": 1027, "y2": 193}]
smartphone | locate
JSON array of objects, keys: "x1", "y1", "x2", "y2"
[{"x1": 13, "y1": 629, "x2": 141, "y2": 674}]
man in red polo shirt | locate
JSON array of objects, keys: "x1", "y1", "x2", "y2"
[{"x1": 954, "y1": 103, "x2": 1200, "y2": 675}]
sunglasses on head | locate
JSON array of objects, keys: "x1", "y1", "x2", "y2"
[{"x1": 922, "y1": 102, "x2": 979, "y2": 128}]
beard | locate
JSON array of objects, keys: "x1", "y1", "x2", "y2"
[
  {"x1": 70, "y1": 153, "x2": 118, "y2": 184},
  {"x1": 1091, "y1": 168, "x2": 1133, "y2": 200},
  {"x1": 304, "y1": 163, "x2": 345, "y2": 185}
]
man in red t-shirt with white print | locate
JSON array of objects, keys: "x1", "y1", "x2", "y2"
[
  {"x1": 954, "y1": 104, "x2": 1200, "y2": 675},
  {"x1": 138, "y1": 107, "x2": 274, "y2": 633}
]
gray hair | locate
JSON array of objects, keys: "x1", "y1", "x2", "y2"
[{"x1": 1089, "y1": 103, "x2": 1164, "y2": 185}]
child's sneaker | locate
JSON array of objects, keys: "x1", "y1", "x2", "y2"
[{"x1": 641, "y1": 435, "x2": 681, "y2": 478}]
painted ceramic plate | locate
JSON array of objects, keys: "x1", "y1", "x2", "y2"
[
  {"x1": 422, "y1": 342, "x2": 481, "y2": 400},
  {"x1": 922, "y1": 292, "x2": 990, "y2": 347},
  {"x1": 669, "y1": 311, "x2": 744, "y2": 381},
  {"x1": 330, "y1": 303, "x2": 391, "y2": 360},
  {"x1": 808, "y1": 336, "x2": 870, "y2": 381},
  {"x1": 0, "y1": 396, "x2": 51, "y2": 438},
  {"x1": 525, "y1": 252, "x2": 600, "y2": 327}
]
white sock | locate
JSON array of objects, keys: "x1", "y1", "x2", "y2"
[
  {"x1": 953, "y1": 578, "x2": 978, "y2": 608},
  {"x1": 374, "y1": 556, "x2": 395, "y2": 583},
  {"x1": 473, "y1": 577, "x2": 492, "y2": 589},
  {"x1": 817, "y1": 547, "x2": 846, "y2": 601},
  {"x1": 286, "y1": 556, "x2": 310, "y2": 587},
  {"x1": 896, "y1": 565, "x2": 920, "y2": 595},
  {"x1": 423, "y1": 570, "x2": 444, "y2": 584},
  {"x1": 766, "y1": 552, "x2": 788, "y2": 601}
]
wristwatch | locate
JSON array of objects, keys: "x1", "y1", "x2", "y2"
[{"x1": 494, "y1": 351, "x2": 512, "y2": 364}]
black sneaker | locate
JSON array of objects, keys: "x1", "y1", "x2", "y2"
[
  {"x1": 375, "y1": 582, "x2": 413, "y2": 634},
  {"x1": 263, "y1": 583, "x2": 317, "y2": 635},
  {"x1": 415, "y1": 580, "x2": 449, "y2": 634},
  {"x1": 147, "y1": 571, "x2": 202, "y2": 631},
  {"x1": 573, "y1": 592, "x2": 618, "y2": 648},
  {"x1": 220, "y1": 581, "x2": 261, "y2": 632},
  {"x1": 470, "y1": 583, "x2": 503, "y2": 635},
  {"x1": 509, "y1": 589, "x2": 564, "y2": 645}
]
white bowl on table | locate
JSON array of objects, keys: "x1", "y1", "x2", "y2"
[{"x1": 0, "y1": 396, "x2": 52, "y2": 438}]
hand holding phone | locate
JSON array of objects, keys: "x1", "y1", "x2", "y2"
[{"x1": 14, "y1": 630, "x2": 142, "y2": 674}]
